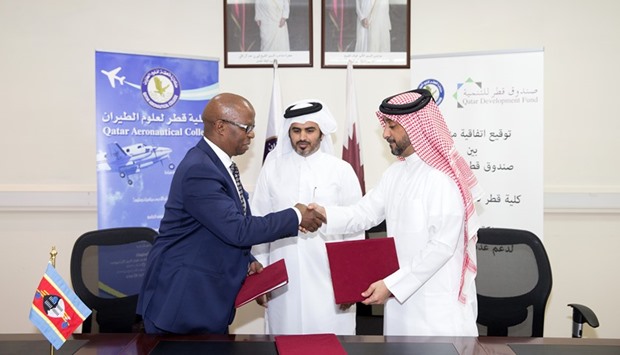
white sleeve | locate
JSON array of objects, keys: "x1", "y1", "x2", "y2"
[
  {"x1": 324, "y1": 171, "x2": 386, "y2": 235},
  {"x1": 384, "y1": 176, "x2": 465, "y2": 303}
]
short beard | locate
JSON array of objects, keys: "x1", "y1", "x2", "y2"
[
  {"x1": 388, "y1": 137, "x2": 410, "y2": 156},
  {"x1": 390, "y1": 144, "x2": 405, "y2": 156}
]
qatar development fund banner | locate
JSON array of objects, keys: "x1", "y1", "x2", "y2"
[
  {"x1": 411, "y1": 49, "x2": 544, "y2": 238},
  {"x1": 95, "y1": 51, "x2": 218, "y2": 230}
]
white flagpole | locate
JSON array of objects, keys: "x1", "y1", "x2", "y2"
[{"x1": 263, "y1": 60, "x2": 282, "y2": 163}]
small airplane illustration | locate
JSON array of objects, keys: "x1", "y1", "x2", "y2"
[
  {"x1": 154, "y1": 76, "x2": 170, "y2": 97},
  {"x1": 97, "y1": 142, "x2": 175, "y2": 185},
  {"x1": 101, "y1": 67, "x2": 126, "y2": 88}
]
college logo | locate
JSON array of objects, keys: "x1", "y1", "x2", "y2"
[
  {"x1": 141, "y1": 68, "x2": 181, "y2": 109},
  {"x1": 417, "y1": 79, "x2": 445, "y2": 105}
]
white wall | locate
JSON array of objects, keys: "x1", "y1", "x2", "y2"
[{"x1": 1, "y1": 0, "x2": 619, "y2": 338}]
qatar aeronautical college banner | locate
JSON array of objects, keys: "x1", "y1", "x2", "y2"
[
  {"x1": 95, "y1": 51, "x2": 218, "y2": 297},
  {"x1": 411, "y1": 49, "x2": 544, "y2": 238},
  {"x1": 96, "y1": 50, "x2": 218, "y2": 230}
]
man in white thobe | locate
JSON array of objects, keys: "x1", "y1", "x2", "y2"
[
  {"x1": 314, "y1": 89, "x2": 483, "y2": 336},
  {"x1": 251, "y1": 100, "x2": 364, "y2": 335},
  {"x1": 355, "y1": 0, "x2": 391, "y2": 52},
  {"x1": 255, "y1": 0, "x2": 290, "y2": 52}
]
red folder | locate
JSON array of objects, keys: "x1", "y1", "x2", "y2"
[
  {"x1": 274, "y1": 333, "x2": 346, "y2": 355},
  {"x1": 326, "y1": 237, "x2": 399, "y2": 304},
  {"x1": 234, "y1": 259, "x2": 288, "y2": 308}
]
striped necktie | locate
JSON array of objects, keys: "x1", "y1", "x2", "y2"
[{"x1": 230, "y1": 162, "x2": 246, "y2": 215}]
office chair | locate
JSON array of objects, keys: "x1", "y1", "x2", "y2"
[
  {"x1": 70, "y1": 227, "x2": 157, "y2": 333},
  {"x1": 476, "y1": 228, "x2": 598, "y2": 337}
]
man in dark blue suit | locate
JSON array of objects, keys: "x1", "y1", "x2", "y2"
[{"x1": 138, "y1": 93, "x2": 326, "y2": 334}]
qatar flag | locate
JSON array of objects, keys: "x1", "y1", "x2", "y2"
[{"x1": 342, "y1": 61, "x2": 365, "y2": 194}]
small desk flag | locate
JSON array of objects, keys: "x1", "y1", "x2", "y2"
[{"x1": 29, "y1": 263, "x2": 92, "y2": 350}]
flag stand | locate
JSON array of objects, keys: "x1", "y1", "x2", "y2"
[
  {"x1": 49, "y1": 246, "x2": 57, "y2": 355},
  {"x1": 30, "y1": 246, "x2": 91, "y2": 351}
]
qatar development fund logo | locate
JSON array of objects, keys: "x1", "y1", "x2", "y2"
[
  {"x1": 453, "y1": 77, "x2": 536, "y2": 108},
  {"x1": 417, "y1": 79, "x2": 445, "y2": 105},
  {"x1": 141, "y1": 68, "x2": 181, "y2": 109},
  {"x1": 453, "y1": 77, "x2": 483, "y2": 109}
]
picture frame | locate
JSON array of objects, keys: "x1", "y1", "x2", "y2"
[
  {"x1": 224, "y1": 0, "x2": 313, "y2": 68},
  {"x1": 321, "y1": 0, "x2": 410, "y2": 68}
]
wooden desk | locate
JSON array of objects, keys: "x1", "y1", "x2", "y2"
[{"x1": 1, "y1": 333, "x2": 619, "y2": 355}]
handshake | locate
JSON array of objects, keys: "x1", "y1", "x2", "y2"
[{"x1": 295, "y1": 203, "x2": 327, "y2": 233}]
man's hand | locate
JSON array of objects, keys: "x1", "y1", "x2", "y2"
[
  {"x1": 308, "y1": 203, "x2": 326, "y2": 219},
  {"x1": 295, "y1": 203, "x2": 327, "y2": 233},
  {"x1": 361, "y1": 280, "x2": 392, "y2": 305},
  {"x1": 279, "y1": 18, "x2": 287, "y2": 27},
  {"x1": 248, "y1": 261, "x2": 263, "y2": 276},
  {"x1": 256, "y1": 293, "x2": 270, "y2": 308}
]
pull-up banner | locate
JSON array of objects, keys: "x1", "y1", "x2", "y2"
[
  {"x1": 411, "y1": 49, "x2": 544, "y2": 237},
  {"x1": 95, "y1": 50, "x2": 219, "y2": 230},
  {"x1": 94, "y1": 51, "x2": 218, "y2": 298}
]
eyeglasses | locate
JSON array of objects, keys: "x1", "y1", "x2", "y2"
[{"x1": 221, "y1": 119, "x2": 255, "y2": 134}]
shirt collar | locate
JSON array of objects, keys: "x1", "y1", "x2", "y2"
[
  {"x1": 203, "y1": 136, "x2": 233, "y2": 168},
  {"x1": 404, "y1": 152, "x2": 422, "y2": 165},
  {"x1": 289, "y1": 150, "x2": 324, "y2": 164}
]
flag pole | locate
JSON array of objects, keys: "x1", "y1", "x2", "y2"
[
  {"x1": 262, "y1": 59, "x2": 282, "y2": 163},
  {"x1": 49, "y1": 246, "x2": 57, "y2": 355}
]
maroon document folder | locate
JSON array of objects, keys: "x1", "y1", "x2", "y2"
[
  {"x1": 274, "y1": 333, "x2": 346, "y2": 355},
  {"x1": 326, "y1": 237, "x2": 399, "y2": 304},
  {"x1": 234, "y1": 259, "x2": 288, "y2": 308}
]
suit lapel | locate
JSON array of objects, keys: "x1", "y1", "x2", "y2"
[{"x1": 196, "y1": 139, "x2": 249, "y2": 215}]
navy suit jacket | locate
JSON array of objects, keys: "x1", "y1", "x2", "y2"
[{"x1": 138, "y1": 139, "x2": 299, "y2": 334}]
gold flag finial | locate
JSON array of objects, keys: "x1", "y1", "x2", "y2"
[{"x1": 50, "y1": 246, "x2": 57, "y2": 267}]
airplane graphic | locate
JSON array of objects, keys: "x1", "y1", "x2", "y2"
[
  {"x1": 100, "y1": 67, "x2": 125, "y2": 88},
  {"x1": 97, "y1": 142, "x2": 175, "y2": 185},
  {"x1": 100, "y1": 65, "x2": 218, "y2": 96}
]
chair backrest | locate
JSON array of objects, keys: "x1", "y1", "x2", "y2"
[
  {"x1": 70, "y1": 227, "x2": 157, "y2": 333},
  {"x1": 475, "y1": 228, "x2": 552, "y2": 337}
]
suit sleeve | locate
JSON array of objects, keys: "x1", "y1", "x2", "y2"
[{"x1": 183, "y1": 161, "x2": 298, "y2": 248}]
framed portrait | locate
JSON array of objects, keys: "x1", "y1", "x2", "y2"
[
  {"x1": 224, "y1": 0, "x2": 313, "y2": 68},
  {"x1": 321, "y1": 0, "x2": 410, "y2": 68}
]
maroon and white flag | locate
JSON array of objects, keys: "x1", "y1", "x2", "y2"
[
  {"x1": 342, "y1": 61, "x2": 365, "y2": 194},
  {"x1": 263, "y1": 61, "x2": 282, "y2": 163}
]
